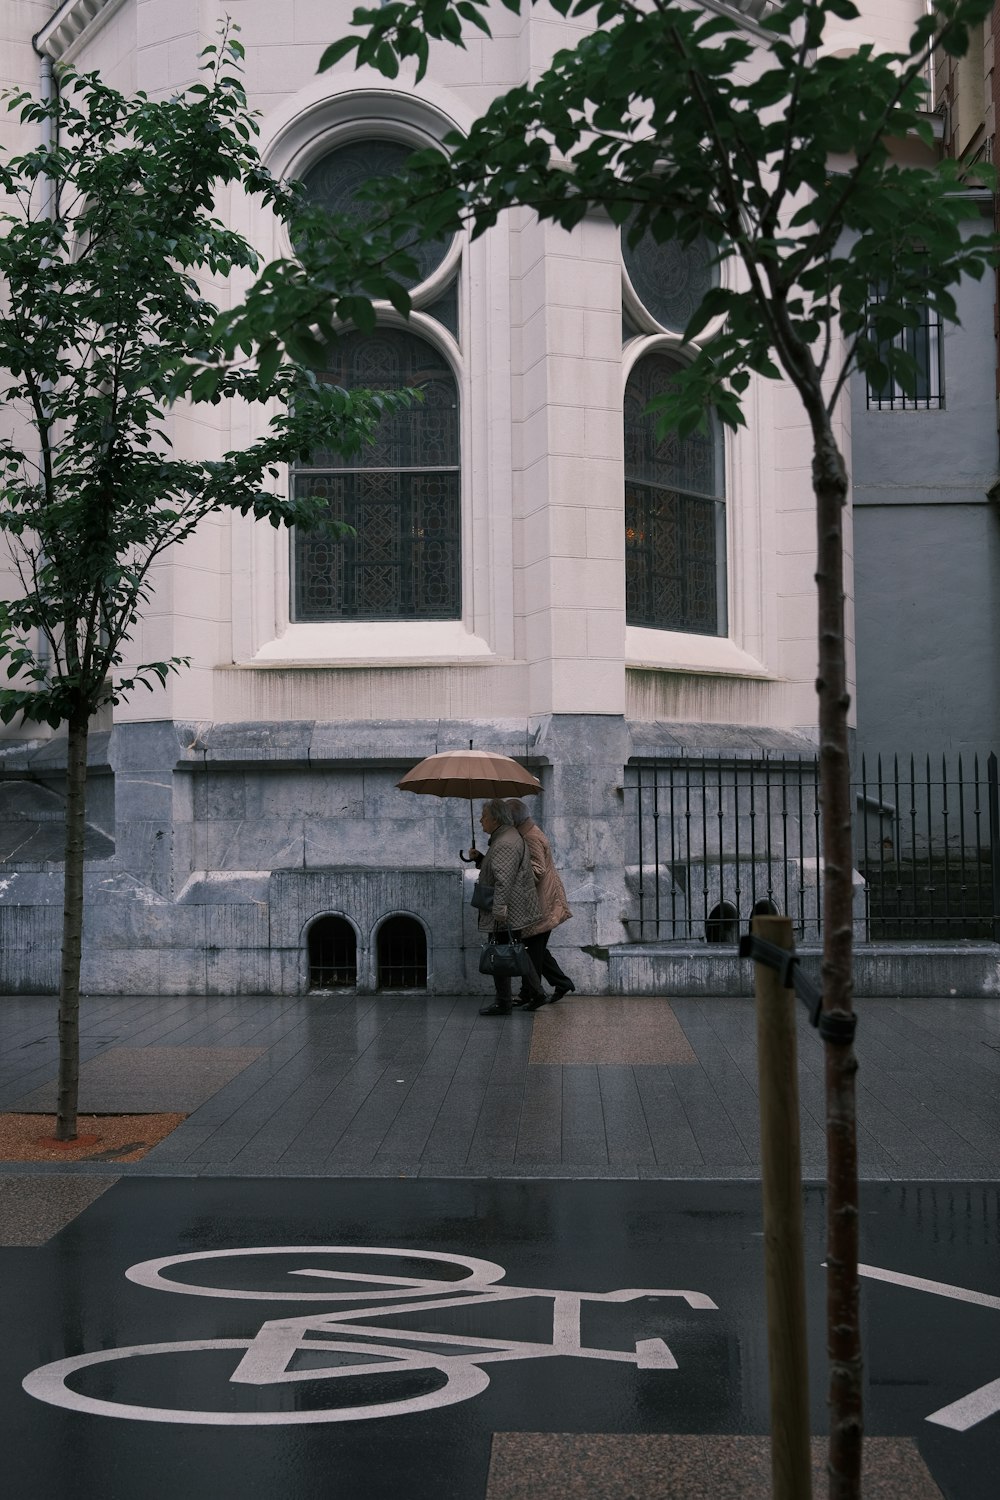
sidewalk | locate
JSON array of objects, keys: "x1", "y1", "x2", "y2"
[{"x1": 2, "y1": 989, "x2": 999, "y2": 1181}]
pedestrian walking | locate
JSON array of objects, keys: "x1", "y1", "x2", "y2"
[
  {"x1": 505, "y1": 798, "x2": 576, "y2": 1006},
  {"x1": 467, "y1": 798, "x2": 545, "y2": 1016}
]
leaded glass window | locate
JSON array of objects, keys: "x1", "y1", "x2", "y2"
[
  {"x1": 292, "y1": 329, "x2": 461, "y2": 622},
  {"x1": 624, "y1": 353, "x2": 726, "y2": 636},
  {"x1": 298, "y1": 140, "x2": 452, "y2": 289},
  {"x1": 622, "y1": 225, "x2": 718, "y2": 333}
]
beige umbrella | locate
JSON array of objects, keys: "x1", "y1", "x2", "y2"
[{"x1": 397, "y1": 747, "x2": 541, "y2": 858}]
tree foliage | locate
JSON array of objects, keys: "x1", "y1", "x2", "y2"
[
  {"x1": 219, "y1": 0, "x2": 996, "y2": 441},
  {"x1": 0, "y1": 29, "x2": 409, "y2": 730}
]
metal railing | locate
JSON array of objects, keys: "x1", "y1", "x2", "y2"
[
  {"x1": 856, "y1": 753, "x2": 1000, "y2": 940},
  {"x1": 624, "y1": 751, "x2": 999, "y2": 944}
]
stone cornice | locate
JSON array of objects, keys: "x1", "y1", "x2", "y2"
[
  {"x1": 34, "y1": 0, "x2": 128, "y2": 63},
  {"x1": 34, "y1": 0, "x2": 781, "y2": 67}
]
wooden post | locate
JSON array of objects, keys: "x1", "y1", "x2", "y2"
[{"x1": 752, "y1": 913, "x2": 812, "y2": 1500}]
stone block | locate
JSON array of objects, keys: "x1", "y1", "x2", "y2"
[
  {"x1": 196, "y1": 720, "x2": 314, "y2": 764},
  {"x1": 194, "y1": 818, "x2": 305, "y2": 871},
  {"x1": 112, "y1": 721, "x2": 194, "y2": 772},
  {"x1": 0, "y1": 870, "x2": 63, "y2": 905},
  {"x1": 84, "y1": 899, "x2": 206, "y2": 951},
  {"x1": 78, "y1": 947, "x2": 162, "y2": 994},
  {"x1": 243, "y1": 769, "x2": 365, "y2": 821},
  {"x1": 27, "y1": 729, "x2": 112, "y2": 774},
  {"x1": 177, "y1": 871, "x2": 271, "y2": 904},
  {"x1": 113, "y1": 773, "x2": 174, "y2": 822},
  {"x1": 304, "y1": 817, "x2": 435, "y2": 868},
  {"x1": 204, "y1": 904, "x2": 270, "y2": 950},
  {"x1": 309, "y1": 720, "x2": 438, "y2": 765},
  {"x1": 205, "y1": 946, "x2": 274, "y2": 994},
  {"x1": 191, "y1": 772, "x2": 247, "y2": 821},
  {"x1": 0, "y1": 904, "x2": 62, "y2": 993}
]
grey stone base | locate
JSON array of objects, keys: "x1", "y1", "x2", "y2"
[{"x1": 607, "y1": 942, "x2": 1000, "y2": 998}]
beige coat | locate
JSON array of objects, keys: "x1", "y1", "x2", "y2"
[
  {"x1": 475, "y1": 824, "x2": 541, "y2": 934},
  {"x1": 519, "y1": 819, "x2": 572, "y2": 938}
]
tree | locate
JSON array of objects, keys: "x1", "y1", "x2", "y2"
[
  {"x1": 216, "y1": 0, "x2": 997, "y2": 1493},
  {"x1": 0, "y1": 29, "x2": 410, "y2": 1143}
]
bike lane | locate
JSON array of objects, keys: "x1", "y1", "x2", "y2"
[{"x1": 3, "y1": 1176, "x2": 999, "y2": 1499}]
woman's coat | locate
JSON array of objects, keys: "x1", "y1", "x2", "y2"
[
  {"x1": 518, "y1": 818, "x2": 572, "y2": 938},
  {"x1": 475, "y1": 824, "x2": 541, "y2": 933}
]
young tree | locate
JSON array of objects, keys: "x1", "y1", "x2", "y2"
[
  {"x1": 219, "y1": 0, "x2": 997, "y2": 1493},
  {"x1": 0, "y1": 31, "x2": 410, "y2": 1143}
]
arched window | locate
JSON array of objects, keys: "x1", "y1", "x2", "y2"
[
  {"x1": 376, "y1": 915, "x2": 428, "y2": 989},
  {"x1": 291, "y1": 137, "x2": 461, "y2": 623},
  {"x1": 307, "y1": 915, "x2": 357, "y2": 989},
  {"x1": 297, "y1": 139, "x2": 453, "y2": 288},
  {"x1": 624, "y1": 352, "x2": 726, "y2": 636},
  {"x1": 622, "y1": 227, "x2": 716, "y2": 334},
  {"x1": 292, "y1": 327, "x2": 461, "y2": 621}
]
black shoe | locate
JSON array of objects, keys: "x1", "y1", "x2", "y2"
[
  {"x1": 549, "y1": 981, "x2": 576, "y2": 1002},
  {"x1": 479, "y1": 1001, "x2": 512, "y2": 1016},
  {"x1": 522, "y1": 993, "x2": 548, "y2": 1012}
]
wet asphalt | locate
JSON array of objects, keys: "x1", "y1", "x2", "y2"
[{"x1": 4, "y1": 1176, "x2": 1000, "y2": 1499}]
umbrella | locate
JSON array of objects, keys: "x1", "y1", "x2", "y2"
[{"x1": 397, "y1": 747, "x2": 541, "y2": 858}]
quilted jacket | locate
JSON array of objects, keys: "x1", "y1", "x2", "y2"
[{"x1": 476, "y1": 825, "x2": 541, "y2": 934}]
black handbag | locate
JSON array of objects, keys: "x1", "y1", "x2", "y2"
[
  {"x1": 479, "y1": 929, "x2": 536, "y2": 981},
  {"x1": 470, "y1": 882, "x2": 495, "y2": 912}
]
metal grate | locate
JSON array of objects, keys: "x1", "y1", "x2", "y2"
[
  {"x1": 857, "y1": 753, "x2": 1000, "y2": 939},
  {"x1": 866, "y1": 286, "x2": 943, "y2": 410},
  {"x1": 377, "y1": 915, "x2": 428, "y2": 989},
  {"x1": 308, "y1": 915, "x2": 357, "y2": 989},
  {"x1": 625, "y1": 752, "x2": 999, "y2": 943}
]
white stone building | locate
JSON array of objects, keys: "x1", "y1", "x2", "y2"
[{"x1": 0, "y1": 0, "x2": 921, "y2": 997}]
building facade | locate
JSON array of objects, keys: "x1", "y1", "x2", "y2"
[{"x1": 1, "y1": 0, "x2": 968, "y2": 998}]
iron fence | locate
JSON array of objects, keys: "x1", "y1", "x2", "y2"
[{"x1": 625, "y1": 751, "x2": 999, "y2": 944}]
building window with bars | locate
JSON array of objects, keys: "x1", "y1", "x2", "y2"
[
  {"x1": 624, "y1": 352, "x2": 727, "y2": 635},
  {"x1": 292, "y1": 327, "x2": 461, "y2": 621},
  {"x1": 376, "y1": 915, "x2": 428, "y2": 989},
  {"x1": 307, "y1": 915, "x2": 358, "y2": 989},
  {"x1": 866, "y1": 291, "x2": 943, "y2": 411}
]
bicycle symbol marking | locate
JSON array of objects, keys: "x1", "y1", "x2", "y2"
[{"x1": 22, "y1": 1246, "x2": 719, "y2": 1426}]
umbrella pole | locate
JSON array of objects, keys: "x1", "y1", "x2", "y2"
[{"x1": 469, "y1": 788, "x2": 477, "y2": 854}]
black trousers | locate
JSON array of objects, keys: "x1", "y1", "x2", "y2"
[{"x1": 521, "y1": 930, "x2": 572, "y2": 995}]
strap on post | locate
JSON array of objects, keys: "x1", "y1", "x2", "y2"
[{"x1": 738, "y1": 933, "x2": 857, "y2": 1045}]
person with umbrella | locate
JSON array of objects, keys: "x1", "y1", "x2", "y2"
[
  {"x1": 505, "y1": 798, "x2": 576, "y2": 1005},
  {"x1": 468, "y1": 799, "x2": 546, "y2": 1016},
  {"x1": 396, "y1": 747, "x2": 546, "y2": 1014}
]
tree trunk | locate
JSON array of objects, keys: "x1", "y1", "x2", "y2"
[
  {"x1": 55, "y1": 710, "x2": 89, "y2": 1141},
  {"x1": 810, "y1": 411, "x2": 862, "y2": 1500}
]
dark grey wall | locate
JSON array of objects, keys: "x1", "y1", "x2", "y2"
[{"x1": 851, "y1": 206, "x2": 1000, "y2": 760}]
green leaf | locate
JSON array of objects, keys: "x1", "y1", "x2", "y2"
[{"x1": 317, "y1": 37, "x2": 361, "y2": 72}]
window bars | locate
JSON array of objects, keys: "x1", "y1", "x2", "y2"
[
  {"x1": 625, "y1": 752, "x2": 999, "y2": 943},
  {"x1": 866, "y1": 287, "x2": 943, "y2": 411}
]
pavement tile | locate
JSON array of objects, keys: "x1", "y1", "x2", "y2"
[{"x1": 1, "y1": 992, "x2": 1000, "y2": 1182}]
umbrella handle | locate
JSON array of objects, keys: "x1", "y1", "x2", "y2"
[{"x1": 459, "y1": 845, "x2": 479, "y2": 863}]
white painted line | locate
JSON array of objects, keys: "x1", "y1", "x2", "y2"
[
  {"x1": 926, "y1": 1378, "x2": 1000, "y2": 1432},
  {"x1": 858, "y1": 1263, "x2": 1000, "y2": 1313}
]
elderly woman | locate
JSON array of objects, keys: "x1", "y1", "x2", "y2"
[
  {"x1": 505, "y1": 798, "x2": 575, "y2": 1005},
  {"x1": 469, "y1": 798, "x2": 544, "y2": 1016}
]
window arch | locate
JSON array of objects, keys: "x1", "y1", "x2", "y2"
[
  {"x1": 292, "y1": 327, "x2": 461, "y2": 621},
  {"x1": 307, "y1": 915, "x2": 358, "y2": 989},
  {"x1": 376, "y1": 915, "x2": 428, "y2": 989},
  {"x1": 624, "y1": 351, "x2": 726, "y2": 636},
  {"x1": 297, "y1": 139, "x2": 453, "y2": 290}
]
